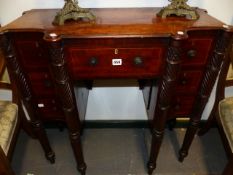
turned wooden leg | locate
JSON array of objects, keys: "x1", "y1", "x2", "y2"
[
  {"x1": 147, "y1": 129, "x2": 165, "y2": 175},
  {"x1": 19, "y1": 103, "x2": 37, "y2": 139},
  {"x1": 148, "y1": 32, "x2": 187, "y2": 174},
  {"x1": 20, "y1": 102, "x2": 55, "y2": 163},
  {"x1": 148, "y1": 103, "x2": 169, "y2": 175},
  {"x1": 63, "y1": 107, "x2": 86, "y2": 175},
  {"x1": 198, "y1": 38, "x2": 231, "y2": 136},
  {"x1": 21, "y1": 100, "x2": 55, "y2": 163},
  {"x1": 69, "y1": 131, "x2": 86, "y2": 175},
  {"x1": 198, "y1": 110, "x2": 216, "y2": 136},
  {"x1": 179, "y1": 119, "x2": 200, "y2": 162},
  {"x1": 31, "y1": 121, "x2": 55, "y2": 163},
  {"x1": 179, "y1": 30, "x2": 233, "y2": 162},
  {"x1": 167, "y1": 119, "x2": 177, "y2": 131},
  {"x1": 44, "y1": 33, "x2": 87, "y2": 174},
  {"x1": 0, "y1": 34, "x2": 55, "y2": 164},
  {"x1": 22, "y1": 100, "x2": 55, "y2": 164}
]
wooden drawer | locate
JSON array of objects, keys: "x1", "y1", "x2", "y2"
[
  {"x1": 12, "y1": 33, "x2": 49, "y2": 71},
  {"x1": 27, "y1": 71, "x2": 55, "y2": 97},
  {"x1": 176, "y1": 70, "x2": 203, "y2": 94},
  {"x1": 182, "y1": 38, "x2": 213, "y2": 66},
  {"x1": 171, "y1": 95, "x2": 196, "y2": 117},
  {"x1": 66, "y1": 47, "x2": 164, "y2": 79},
  {"x1": 182, "y1": 30, "x2": 216, "y2": 67},
  {"x1": 15, "y1": 40, "x2": 48, "y2": 70},
  {"x1": 36, "y1": 98, "x2": 64, "y2": 121}
]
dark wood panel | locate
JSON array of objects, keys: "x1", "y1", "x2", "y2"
[
  {"x1": 176, "y1": 69, "x2": 203, "y2": 94},
  {"x1": 170, "y1": 95, "x2": 196, "y2": 118},
  {"x1": 182, "y1": 30, "x2": 217, "y2": 68},
  {"x1": 27, "y1": 71, "x2": 55, "y2": 97},
  {"x1": 66, "y1": 47, "x2": 165, "y2": 79}
]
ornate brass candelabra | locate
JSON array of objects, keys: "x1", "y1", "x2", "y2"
[
  {"x1": 53, "y1": 0, "x2": 95, "y2": 25},
  {"x1": 157, "y1": 0, "x2": 199, "y2": 20}
]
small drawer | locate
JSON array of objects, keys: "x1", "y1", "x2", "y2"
[
  {"x1": 27, "y1": 72, "x2": 55, "y2": 97},
  {"x1": 36, "y1": 98, "x2": 64, "y2": 121},
  {"x1": 66, "y1": 47, "x2": 165, "y2": 79},
  {"x1": 170, "y1": 95, "x2": 196, "y2": 117},
  {"x1": 15, "y1": 40, "x2": 49, "y2": 70},
  {"x1": 176, "y1": 70, "x2": 203, "y2": 93},
  {"x1": 182, "y1": 35, "x2": 215, "y2": 67}
]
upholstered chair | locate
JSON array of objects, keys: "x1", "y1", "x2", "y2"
[
  {"x1": 218, "y1": 95, "x2": 233, "y2": 174},
  {"x1": 0, "y1": 81, "x2": 21, "y2": 175},
  {"x1": 198, "y1": 45, "x2": 233, "y2": 175},
  {"x1": 0, "y1": 58, "x2": 35, "y2": 175}
]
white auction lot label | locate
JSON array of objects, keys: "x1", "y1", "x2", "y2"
[{"x1": 112, "y1": 59, "x2": 122, "y2": 66}]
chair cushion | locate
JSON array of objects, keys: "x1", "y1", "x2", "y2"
[
  {"x1": 219, "y1": 96, "x2": 233, "y2": 152},
  {"x1": 0, "y1": 100, "x2": 18, "y2": 155}
]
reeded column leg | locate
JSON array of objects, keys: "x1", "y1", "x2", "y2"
[
  {"x1": 148, "y1": 32, "x2": 188, "y2": 174},
  {"x1": 179, "y1": 27, "x2": 233, "y2": 162},
  {"x1": 198, "y1": 49, "x2": 231, "y2": 136},
  {"x1": 19, "y1": 102, "x2": 37, "y2": 139},
  {"x1": 44, "y1": 33, "x2": 86, "y2": 175},
  {"x1": 197, "y1": 108, "x2": 216, "y2": 136},
  {"x1": 0, "y1": 34, "x2": 55, "y2": 163},
  {"x1": 30, "y1": 120, "x2": 55, "y2": 163},
  {"x1": 179, "y1": 119, "x2": 200, "y2": 162},
  {"x1": 148, "y1": 111, "x2": 168, "y2": 174}
]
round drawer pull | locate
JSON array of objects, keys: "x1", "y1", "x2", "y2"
[
  {"x1": 134, "y1": 57, "x2": 143, "y2": 66},
  {"x1": 44, "y1": 79, "x2": 52, "y2": 87},
  {"x1": 187, "y1": 49, "x2": 197, "y2": 58},
  {"x1": 180, "y1": 73, "x2": 188, "y2": 85},
  {"x1": 89, "y1": 57, "x2": 98, "y2": 66},
  {"x1": 181, "y1": 79, "x2": 188, "y2": 85}
]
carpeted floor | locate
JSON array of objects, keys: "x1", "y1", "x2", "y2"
[{"x1": 12, "y1": 128, "x2": 227, "y2": 175}]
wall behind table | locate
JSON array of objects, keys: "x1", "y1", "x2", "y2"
[{"x1": 0, "y1": 0, "x2": 232, "y2": 120}]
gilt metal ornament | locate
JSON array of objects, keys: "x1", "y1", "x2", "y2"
[
  {"x1": 53, "y1": 0, "x2": 95, "y2": 25},
  {"x1": 157, "y1": 0, "x2": 199, "y2": 20}
]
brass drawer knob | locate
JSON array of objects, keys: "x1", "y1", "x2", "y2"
[
  {"x1": 181, "y1": 79, "x2": 188, "y2": 85},
  {"x1": 89, "y1": 57, "x2": 98, "y2": 66},
  {"x1": 134, "y1": 57, "x2": 143, "y2": 66},
  {"x1": 44, "y1": 79, "x2": 52, "y2": 87},
  {"x1": 180, "y1": 73, "x2": 188, "y2": 85},
  {"x1": 187, "y1": 49, "x2": 197, "y2": 58}
]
